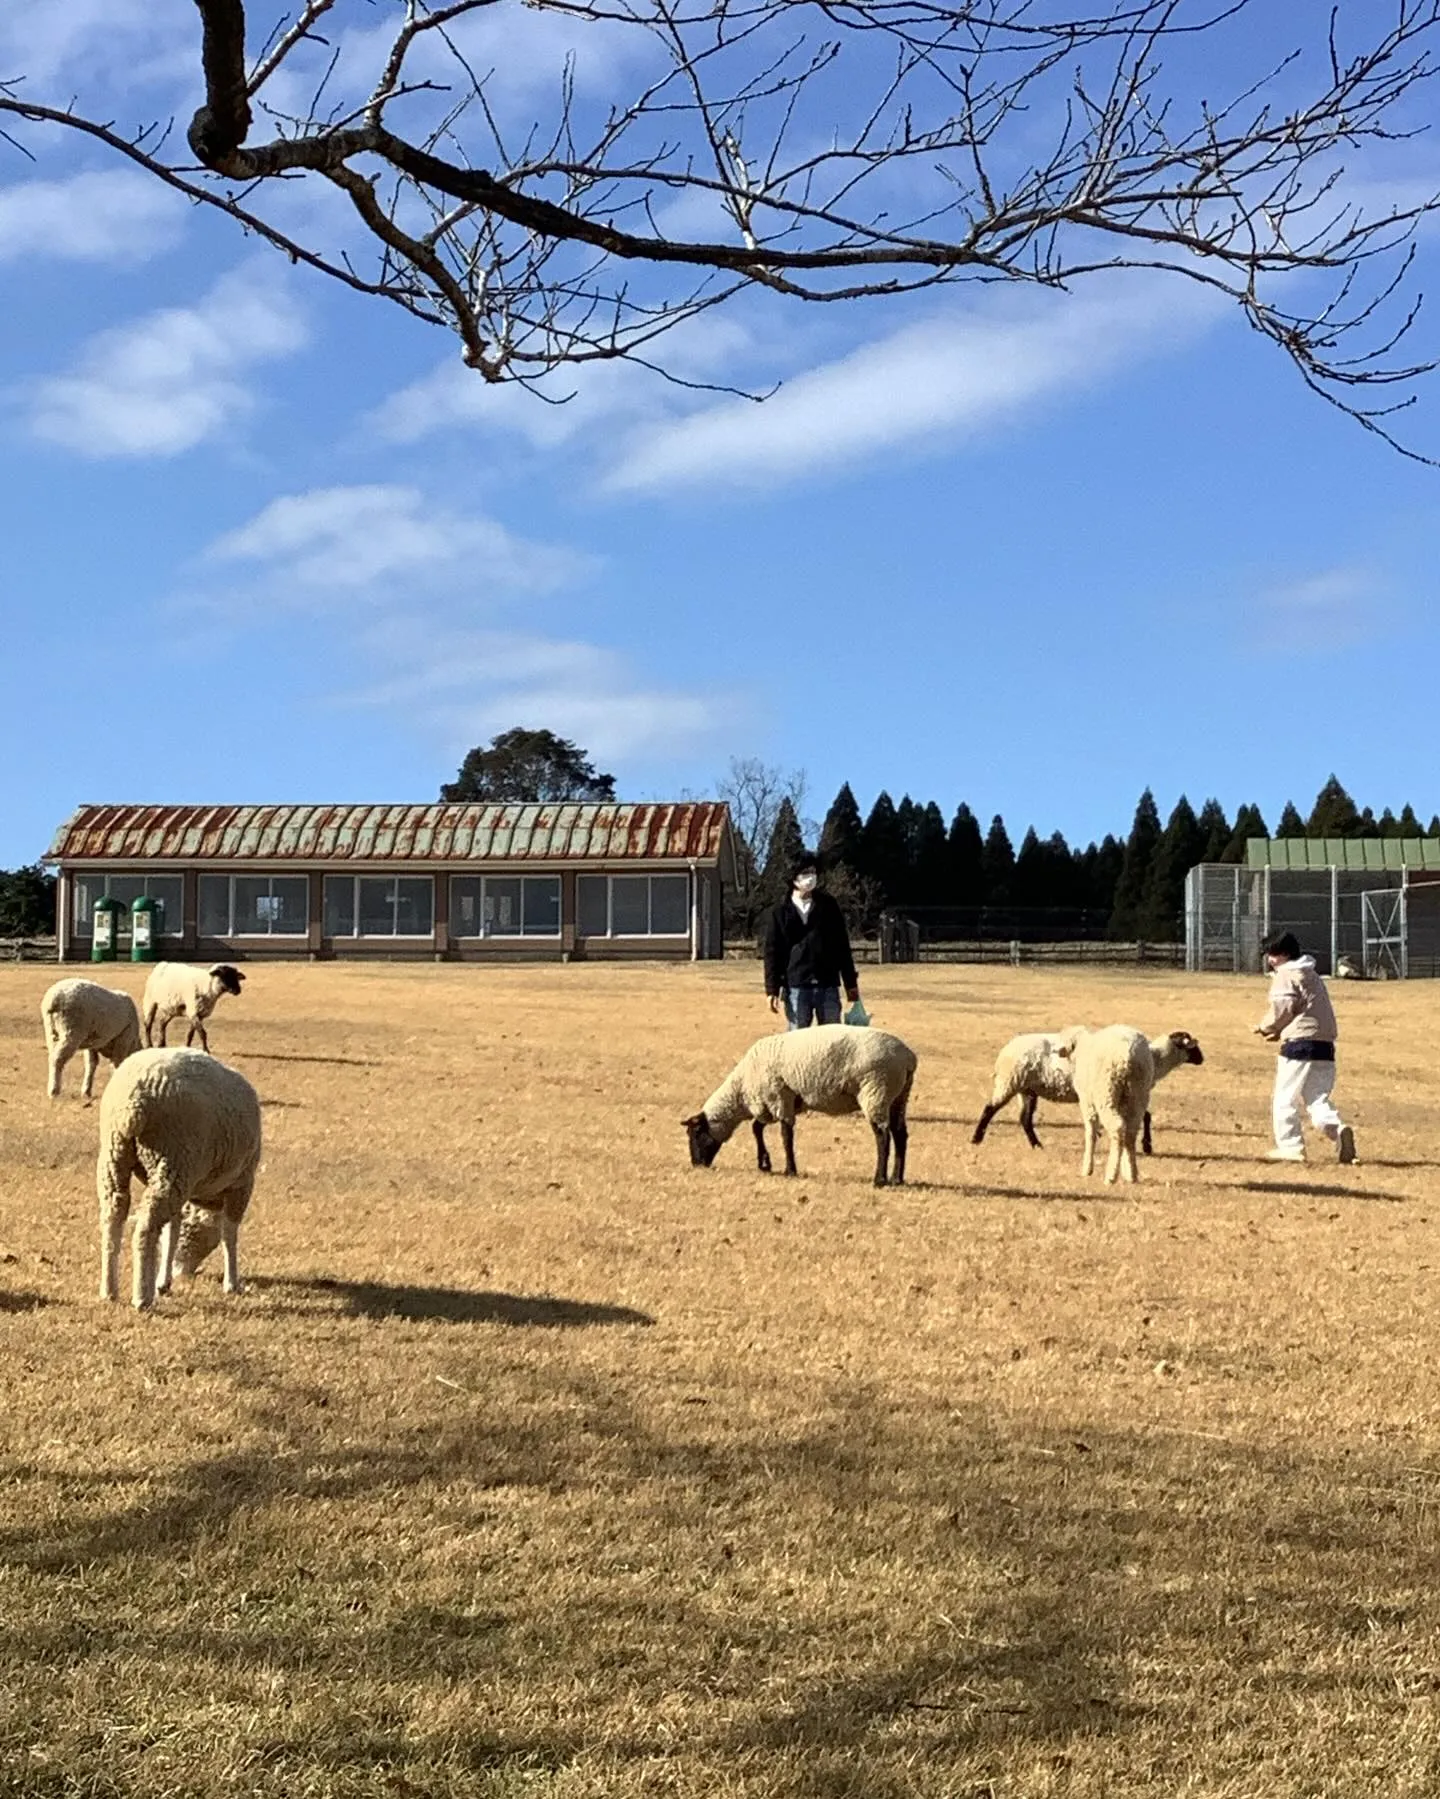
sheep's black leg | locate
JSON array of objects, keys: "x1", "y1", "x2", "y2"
[
  {"x1": 889, "y1": 1100, "x2": 908, "y2": 1185},
  {"x1": 872, "y1": 1123, "x2": 892, "y2": 1187},
  {"x1": 1020, "y1": 1094, "x2": 1043, "y2": 1149},
  {"x1": 972, "y1": 1102, "x2": 999, "y2": 1145},
  {"x1": 1142, "y1": 1110, "x2": 1153, "y2": 1156},
  {"x1": 752, "y1": 1120, "x2": 772, "y2": 1173},
  {"x1": 779, "y1": 1119, "x2": 797, "y2": 1176}
]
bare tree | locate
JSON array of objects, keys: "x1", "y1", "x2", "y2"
[
  {"x1": 716, "y1": 755, "x2": 808, "y2": 920},
  {"x1": 5, "y1": 2, "x2": 1440, "y2": 452}
]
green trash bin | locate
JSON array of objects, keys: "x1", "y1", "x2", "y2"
[
  {"x1": 91, "y1": 896, "x2": 124, "y2": 962},
  {"x1": 130, "y1": 894, "x2": 161, "y2": 962}
]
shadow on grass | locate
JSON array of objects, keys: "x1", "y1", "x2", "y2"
[
  {"x1": 0, "y1": 1289, "x2": 50, "y2": 1313},
  {"x1": 1238, "y1": 1179, "x2": 1406, "y2": 1201},
  {"x1": 251, "y1": 1274, "x2": 655, "y2": 1328},
  {"x1": 238, "y1": 1051, "x2": 381, "y2": 1068}
]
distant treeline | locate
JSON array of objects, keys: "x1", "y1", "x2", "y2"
[
  {"x1": 0, "y1": 865, "x2": 57, "y2": 937},
  {"x1": 743, "y1": 776, "x2": 1440, "y2": 943}
]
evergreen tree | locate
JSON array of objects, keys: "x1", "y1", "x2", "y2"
[
  {"x1": 1108, "y1": 790, "x2": 1162, "y2": 939},
  {"x1": 441, "y1": 727, "x2": 615, "y2": 801},
  {"x1": 1306, "y1": 774, "x2": 1361, "y2": 837},
  {"x1": 912, "y1": 801, "x2": 949, "y2": 906},
  {"x1": 1011, "y1": 827, "x2": 1046, "y2": 909},
  {"x1": 893, "y1": 795, "x2": 921, "y2": 900},
  {"x1": 754, "y1": 796, "x2": 807, "y2": 914},
  {"x1": 1378, "y1": 807, "x2": 1402, "y2": 837},
  {"x1": 1430, "y1": 816, "x2": 1440, "y2": 838},
  {"x1": 1047, "y1": 832, "x2": 1086, "y2": 912},
  {"x1": 1196, "y1": 797, "x2": 1231, "y2": 864},
  {"x1": 1356, "y1": 806, "x2": 1381, "y2": 837},
  {"x1": 818, "y1": 783, "x2": 864, "y2": 872},
  {"x1": 1275, "y1": 801, "x2": 1307, "y2": 838},
  {"x1": 947, "y1": 804, "x2": 985, "y2": 908},
  {"x1": 1082, "y1": 836, "x2": 1125, "y2": 921},
  {"x1": 981, "y1": 815, "x2": 1015, "y2": 907},
  {"x1": 1221, "y1": 803, "x2": 1269, "y2": 863},
  {"x1": 1397, "y1": 803, "x2": 1424, "y2": 836},
  {"x1": 1140, "y1": 795, "x2": 1205, "y2": 940},
  {"x1": 860, "y1": 792, "x2": 907, "y2": 903}
]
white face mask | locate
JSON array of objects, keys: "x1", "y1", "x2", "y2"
[{"x1": 793, "y1": 873, "x2": 818, "y2": 896}]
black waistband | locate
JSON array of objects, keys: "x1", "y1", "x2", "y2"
[{"x1": 1281, "y1": 1039, "x2": 1335, "y2": 1061}]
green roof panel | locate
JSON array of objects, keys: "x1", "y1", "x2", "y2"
[{"x1": 1244, "y1": 837, "x2": 1440, "y2": 871}]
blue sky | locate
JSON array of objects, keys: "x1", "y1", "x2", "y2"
[{"x1": 3, "y1": 2, "x2": 1440, "y2": 868}]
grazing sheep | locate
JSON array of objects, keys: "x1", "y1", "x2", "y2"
[
  {"x1": 97, "y1": 1047, "x2": 261, "y2": 1309},
  {"x1": 1335, "y1": 953, "x2": 1367, "y2": 981},
  {"x1": 1054, "y1": 1024, "x2": 1155, "y2": 1184},
  {"x1": 973, "y1": 1026, "x2": 1204, "y2": 1155},
  {"x1": 40, "y1": 978, "x2": 143, "y2": 1100},
  {"x1": 684, "y1": 1023, "x2": 917, "y2": 1187},
  {"x1": 142, "y1": 962, "x2": 245, "y2": 1052}
]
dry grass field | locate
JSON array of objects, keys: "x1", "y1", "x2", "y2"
[{"x1": 3, "y1": 957, "x2": 1440, "y2": 1798}]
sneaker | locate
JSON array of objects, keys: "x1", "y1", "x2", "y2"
[
  {"x1": 1265, "y1": 1148, "x2": 1306, "y2": 1163},
  {"x1": 1337, "y1": 1125, "x2": 1357, "y2": 1166}
]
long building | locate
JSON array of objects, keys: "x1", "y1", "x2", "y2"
[{"x1": 44, "y1": 802, "x2": 737, "y2": 962}]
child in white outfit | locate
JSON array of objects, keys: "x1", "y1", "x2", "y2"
[{"x1": 1253, "y1": 931, "x2": 1357, "y2": 1164}]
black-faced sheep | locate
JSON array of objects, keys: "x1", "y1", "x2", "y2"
[
  {"x1": 973, "y1": 1027, "x2": 1204, "y2": 1154},
  {"x1": 684, "y1": 1023, "x2": 917, "y2": 1187},
  {"x1": 142, "y1": 962, "x2": 245, "y2": 1052}
]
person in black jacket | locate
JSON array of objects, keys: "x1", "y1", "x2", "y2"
[{"x1": 762, "y1": 854, "x2": 861, "y2": 1028}]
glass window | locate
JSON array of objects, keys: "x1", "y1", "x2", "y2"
[
  {"x1": 451, "y1": 875, "x2": 482, "y2": 936},
  {"x1": 650, "y1": 874, "x2": 690, "y2": 935},
  {"x1": 521, "y1": 877, "x2": 561, "y2": 936},
  {"x1": 577, "y1": 876, "x2": 608, "y2": 937},
  {"x1": 73, "y1": 872, "x2": 183, "y2": 936},
  {"x1": 199, "y1": 875, "x2": 229, "y2": 936},
  {"x1": 610, "y1": 876, "x2": 651, "y2": 936},
  {"x1": 395, "y1": 878, "x2": 434, "y2": 937},
  {"x1": 324, "y1": 875, "x2": 356, "y2": 938},
  {"x1": 233, "y1": 876, "x2": 272, "y2": 934},
  {"x1": 485, "y1": 878, "x2": 522, "y2": 935},
  {"x1": 358, "y1": 878, "x2": 396, "y2": 936},
  {"x1": 273, "y1": 877, "x2": 308, "y2": 935}
]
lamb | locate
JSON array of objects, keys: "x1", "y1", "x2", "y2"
[
  {"x1": 1053, "y1": 1024, "x2": 1163, "y2": 1184},
  {"x1": 40, "y1": 978, "x2": 143, "y2": 1100},
  {"x1": 684, "y1": 1023, "x2": 917, "y2": 1187},
  {"x1": 142, "y1": 961, "x2": 246, "y2": 1052},
  {"x1": 97, "y1": 1047, "x2": 261, "y2": 1309},
  {"x1": 972, "y1": 1026, "x2": 1204, "y2": 1154}
]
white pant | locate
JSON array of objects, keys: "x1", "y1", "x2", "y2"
[{"x1": 1272, "y1": 1055, "x2": 1343, "y2": 1153}]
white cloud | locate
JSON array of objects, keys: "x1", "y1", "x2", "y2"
[
  {"x1": 604, "y1": 277, "x2": 1222, "y2": 494},
  {"x1": 26, "y1": 262, "x2": 306, "y2": 457},
  {"x1": 339, "y1": 621, "x2": 728, "y2": 763},
  {"x1": 208, "y1": 485, "x2": 588, "y2": 603},
  {"x1": 0, "y1": 170, "x2": 184, "y2": 264},
  {"x1": 0, "y1": 0, "x2": 193, "y2": 92},
  {"x1": 1255, "y1": 566, "x2": 1393, "y2": 651}
]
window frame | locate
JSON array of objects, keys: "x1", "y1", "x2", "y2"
[
  {"x1": 575, "y1": 872, "x2": 692, "y2": 938},
  {"x1": 449, "y1": 873, "x2": 563, "y2": 939},
  {"x1": 199, "y1": 872, "x2": 311, "y2": 938},
  {"x1": 72, "y1": 872, "x2": 184, "y2": 939},
  {"x1": 321, "y1": 874, "x2": 436, "y2": 939}
]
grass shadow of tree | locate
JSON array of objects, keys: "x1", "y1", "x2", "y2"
[{"x1": 252, "y1": 1274, "x2": 654, "y2": 1327}]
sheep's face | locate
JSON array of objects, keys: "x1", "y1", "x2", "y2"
[
  {"x1": 211, "y1": 965, "x2": 246, "y2": 997},
  {"x1": 1167, "y1": 1031, "x2": 1204, "y2": 1065},
  {"x1": 683, "y1": 1113, "x2": 722, "y2": 1167},
  {"x1": 173, "y1": 1204, "x2": 222, "y2": 1277}
]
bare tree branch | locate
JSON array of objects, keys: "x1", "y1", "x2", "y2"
[{"x1": 4, "y1": 0, "x2": 1440, "y2": 452}]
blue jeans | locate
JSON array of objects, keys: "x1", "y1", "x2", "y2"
[{"x1": 787, "y1": 984, "x2": 842, "y2": 1029}]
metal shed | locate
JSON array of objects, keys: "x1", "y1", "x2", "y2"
[
  {"x1": 45, "y1": 802, "x2": 738, "y2": 964},
  {"x1": 1185, "y1": 838, "x2": 1440, "y2": 978}
]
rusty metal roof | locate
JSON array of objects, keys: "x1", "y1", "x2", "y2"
[{"x1": 46, "y1": 803, "x2": 736, "y2": 870}]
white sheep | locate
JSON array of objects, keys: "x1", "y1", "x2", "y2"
[
  {"x1": 972, "y1": 1026, "x2": 1204, "y2": 1154},
  {"x1": 97, "y1": 1047, "x2": 261, "y2": 1309},
  {"x1": 40, "y1": 978, "x2": 143, "y2": 1100},
  {"x1": 1054, "y1": 1024, "x2": 1157, "y2": 1184},
  {"x1": 142, "y1": 961, "x2": 246, "y2": 1052},
  {"x1": 684, "y1": 1023, "x2": 917, "y2": 1186}
]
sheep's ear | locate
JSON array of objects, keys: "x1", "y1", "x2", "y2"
[{"x1": 681, "y1": 1113, "x2": 704, "y2": 1129}]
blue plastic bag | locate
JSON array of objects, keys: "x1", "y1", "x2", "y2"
[{"x1": 843, "y1": 999, "x2": 870, "y2": 1027}]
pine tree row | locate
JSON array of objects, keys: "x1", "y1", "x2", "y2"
[{"x1": 754, "y1": 775, "x2": 1439, "y2": 943}]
